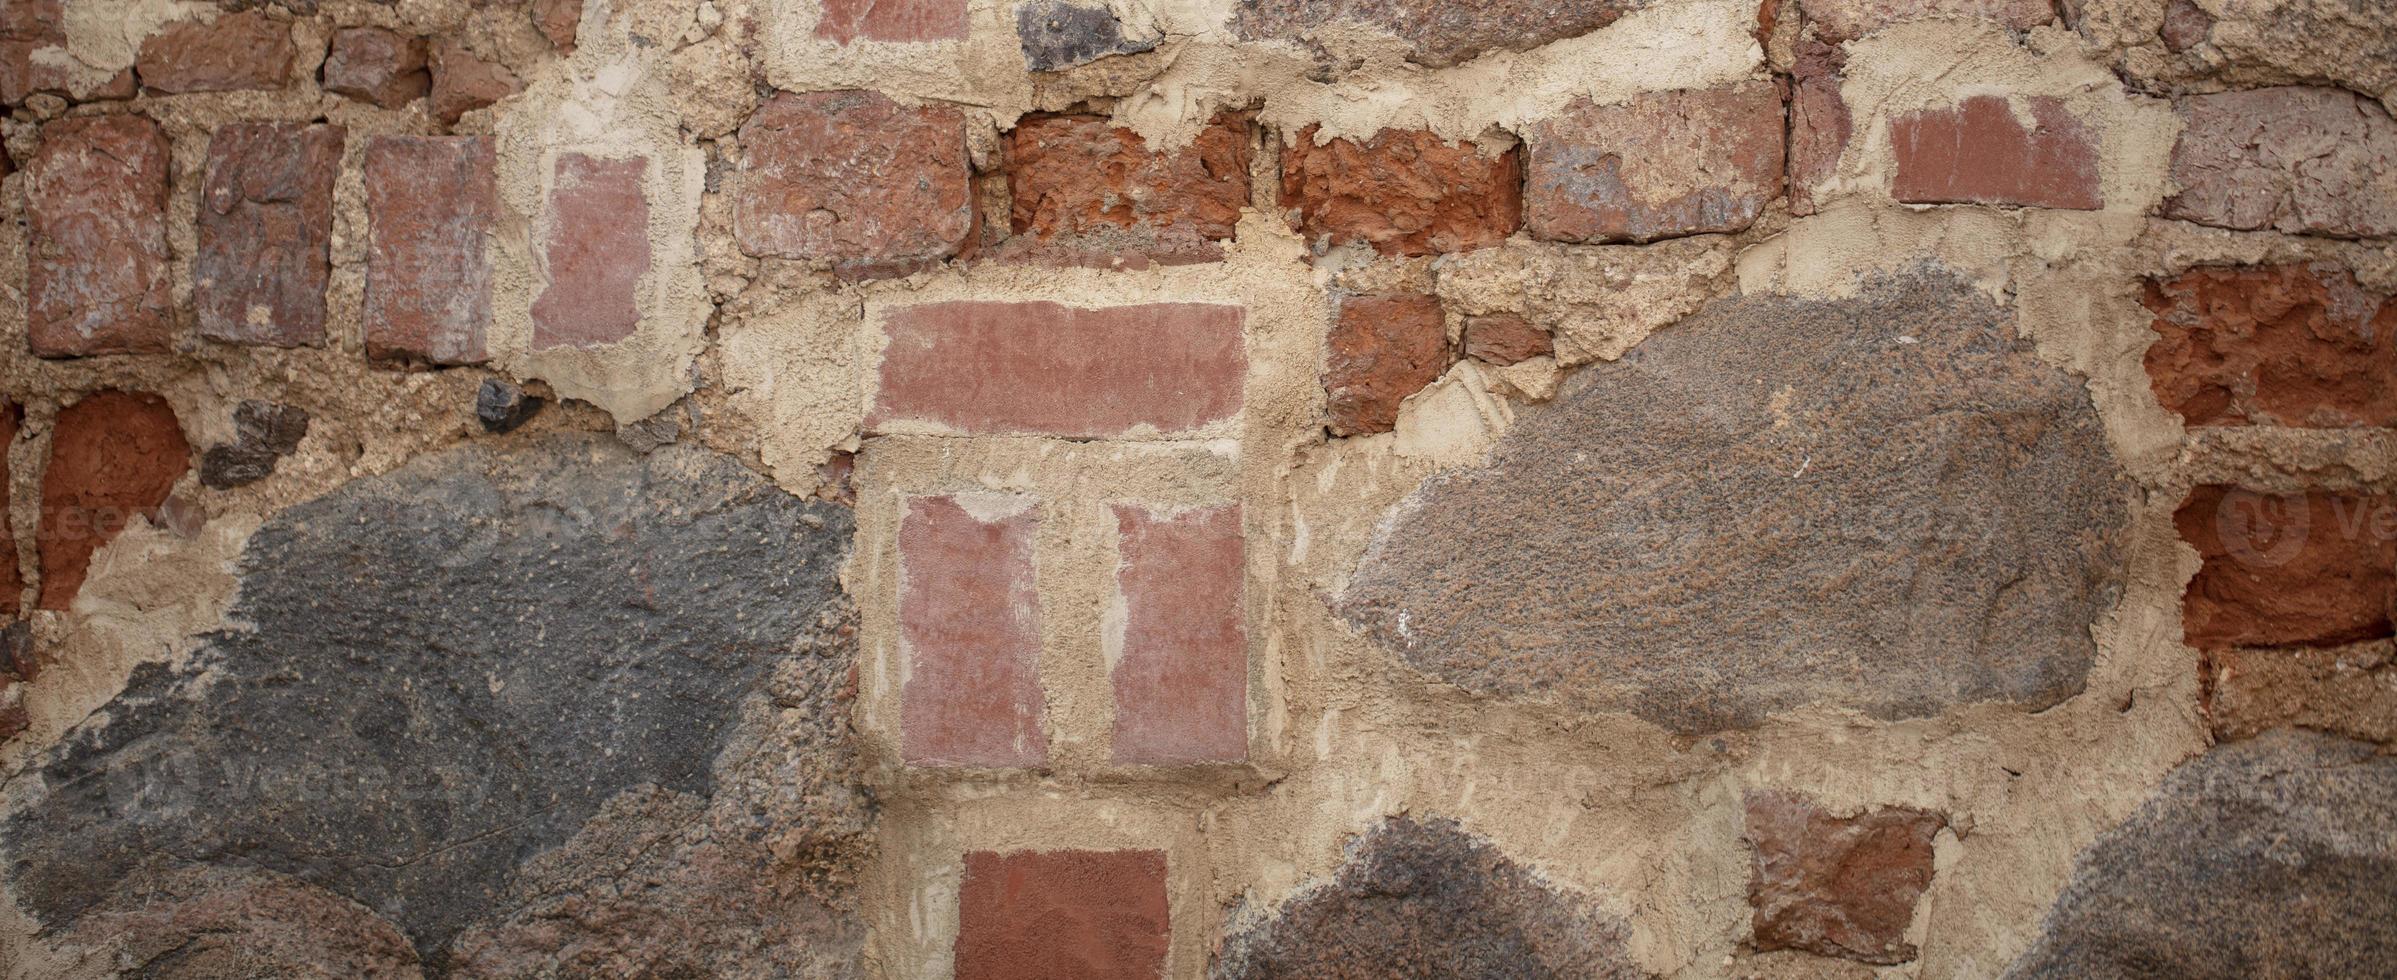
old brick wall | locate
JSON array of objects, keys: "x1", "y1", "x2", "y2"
[{"x1": 0, "y1": 0, "x2": 2391, "y2": 977}]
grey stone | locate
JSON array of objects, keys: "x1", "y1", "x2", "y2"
[
  {"x1": 473, "y1": 378, "x2": 539, "y2": 433},
  {"x1": 1017, "y1": 0, "x2": 1155, "y2": 71},
  {"x1": 199, "y1": 400, "x2": 311, "y2": 489},
  {"x1": 1, "y1": 435, "x2": 867, "y2": 975},
  {"x1": 1335, "y1": 271, "x2": 2133, "y2": 733},
  {"x1": 1232, "y1": 0, "x2": 1646, "y2": 69},
  {"x1": 2004, "y1": 730, "x2": 2397, "y2": 979},
  {"x1": 198, "y1": 443, "x2": 280, "y2": 489}
]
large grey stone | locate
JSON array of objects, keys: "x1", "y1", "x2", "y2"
[
  {"x1": 1336, "y1": 271, "x2": 2132, "y2": 733},
  {"x1": 0, "y1": 435, "x2": 869, "y2": 976},
  {"x1": 2005, "y1": 730, "x2": 2397, "y2": 979},
  {"x1": 1231, "y1": 0, "x2": 1646, "y2": 69}
]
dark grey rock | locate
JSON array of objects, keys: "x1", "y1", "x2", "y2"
[
  {"x1": 473, "y1": 378, "x2": 539, "y2": 434},
  {"x1": 1017, "y1": 0, "x2": 1156, "y2": 71},
  {"x1": 1335, "y1": 271, "x2": 2133, "y2": 733},
  {"x1": 198, "y1": 443, "x2": 280, "y2": 488},
  {"x1": 1214, "y1": 816, "x2": 1647, "y2": 979},
  {"x1": 2005, "y1": 730, "x2": 2397, "y2": 979},
  {"x1": 200, "y1": 400, "x2": 311, "y2": 489}
]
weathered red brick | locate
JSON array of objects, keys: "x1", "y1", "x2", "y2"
[
  {"x1": 1279, "y1": 125, "x2": 1520, "y2": 257},
  {"x1": 815, "y1": 0, "x2": 968, "y2": 43},
  {"x1": 1325, "y1": 293, "x2": 1450, "y2": 436},
  {"x1": 195, "y1": 122, "x2": 344, "y2": 348},
  {"x1": 532, "y1": 0, "x2": 581, "y2": 52},
  {"x1": 2158, "y1": 0, "x2": 2214, "y2": 51},
  {"x1": 871, "y1": 301, "x2": 1245, "y2": 438},
  {"x1": 1111, "y1": 503, "x2": 1246, "y2": 765},
  {"x1": 2176, "y1": 486, "x2": 2396, "y2": 649},
  {"x1": 1525, "y1": 82, "x2": 1785, "y2": 244},
  {"x1": 1890, "y1": 95, "x2": 2101, "y2": 210},
  {"x1": 530, "y1": 153, "x2": 649, "y2": 350},
  {"x1": 956, "y1": 850, "x2": 1169, "y2": 980},
  {"x1": 321, "y1": 27, "x2": 427, "y2": 109},
  {"x1": 1, "y1": 0, "x2": 66, "y2": 104},
  {"x1": 365, "y1": 136, "x2": 497, "y2": 365},
  {"x1": 1462, "y1": 314, "x2": 1552, "y2": 366},
  {"x1": 26, "y1": 115, "x2": 173, "y2": 358},
  {"x1": 735, "y1": 90, "x2": 973, "y2": 271},
  {"x1": 135, "y1": 11, "x2": 294, "y2": 94},
  {"x1": 1789, "y1": 38, "x2": 1851, "y2": 216},
  {"x1": 39, "y1": 392, "x2": 189, "y2": 611},
  {"x1": 1798, "y1": 0, "x2": 2052, "y2": 42},
  {"x1": 2143, "y1": 264, "x2": 2396, "y2": 428},
  {"x1": 1006, "y1": 112, "x2": 1251, "y2": 262},
  {"x1": 2205, "y1": 641, "x2": 2397, "y2": 745},
  {"x1": 2163, "y1": 87, "x2": 2397, "y2": 238},
  {"x1": 428, "y1": 39, "x2": 519, "y2": 125},
  {"x1": 1746, "y1": 790, "x2": 1944, "y2": 965},
  {"x1": 899, "y1": 495, "x2": 1045, "y2": 767},
  {"x1": 0, "y1": 402, "x2": 19, "y2": 617}
]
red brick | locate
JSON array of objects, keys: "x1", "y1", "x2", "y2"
[
  {"x1": 321, "y1": 27, "x2": 427, "y2": 109},
  {"x1": 956, "y1": 850, "x2": 1169, "y2": 980},
  {"x1": 1798, "y1": 0, "x2": 2052, "y2": 42},
  {"x1": 1789, "y1": 38, "x2": 1851, "y2": 216},
  {"x1": 1279, "y1": 125, "x2": 1520, "y2": 257},
  {"x1": 195, "y1": 122, "x2": 344, "y2": 348},
  {"x1": 26, "y1": 115, "x2": 173, "y2": 357},
  {"x1": 1, "y1": 0, "x2": 65, "y2": 104},
  {"x1": 1006, "y1": 112, "x2": 1251, "y2": 262},
  {"x1": 1746, "y1": 791, "x2": 1944, "y2": 965},
  {"x1": 2162, "y1": 87, "x2": 2397, "y2": 238},
  {"x1": 532, "y1": 0, "x2": 581, "y2": 52},
  {"x1": 815, "y1": 0, "x2": 968, "y2": 43},
  {"x1": 1325, "y1": 293, "x2": 1450, "y2": 436},
  {"x1": 365, "y1": 136, "x2": 497, "y2": 365},
  {"x1": 530, "y1": 153, "x2": 649, "y2": 350},
  {"x1": 1462, "y1": 314, "x2": 1551, "y2": 365},
  {"x1": 135, "y1": 11, "x2": 294, "y2": 94},
  {"x1": 2176, "y1": 486, "x2": 2396, "y2": 649},
  {"x1": 39, "y1": 392, "x2": 189, "y2": 611},
  {"x1": 899, "y1": 495, "x2": 1045, "y2": 767},
  {"x1": 1890, "y1": 95, "x2": 2101, "y2": 210},
  {"x1": 871, "y1": 301, "x2": 1244, "y2": 438},
  {"x1": 1111, "y1": 504, "x2": 1245, "y2": 765},
  {"x1": 428, "y1": 39, "x2": 519, "y2": 125},
  {"x1": 0, "y1": 401, "x2": 19, "y2": 617},
  {"x1": 735, "y1": 90, "x2": 973, "y2": 271},
  {"x1": 1526, "y1": 82, "x2": 1786, "y2": 244},
  {"x1": 2143, "y1": 264, "x2": 2396, "y2": 428}
]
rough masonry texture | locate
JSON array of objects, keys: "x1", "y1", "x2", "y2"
[
  {"x1": 364, "y1": 135, "x2": 497, "y2": 365},
  {"x1": 1525, "y1": 83, "x2": 1786, "y2": 243},
  {"x1": 25, "y1": 115, "x2": 173, "y2": 357},
  {"x1": 1338, "y1": 273, "x2": 2133, "y2": 732},
  {"x1": 1890, "y1": 95, "x2": 2102, "y2": 210},
  {"x1": 37, "y1": 390, "x2": 187, "y2": 611},
  {"x1": 2174, "y1": 486, "x2": 2396, "y2": 650},
  {"x1": 1016, "y1": 0, "x2": 1156, "y2": 71},
  {"x1": 2142, "y1": 263, "x2": 2397, "y2": 428},
  {"x1": 736, "y1": 90, "x2": 973, "y2": 271},
  {"x1": 323, "y1": 26, "x2": 430, "y2": 109},
  {"x1": 957, "y1": 850, "x2": 1171, "y2": 980},
  {"x1": 194, "y1": 122, "x2": 345, "y2": 347},
  {"x1": 872, "y1": 301, "x2": 1245, "y2": 438},
  {"x1": 1280, "y1": 126, "x2": 1522, "y2": 256},
  {"x1": 1008, "y1": 112, "x2": 1251, "y2": 261},
  {"x1": 1323, "y1": 292, "x2": 1452, "y2": 435},
  {"x1": 135, "y1": 10, "x2": 294, "y2": 94},
  {"x1": 1744, "y1": 792, "x2": 1945, "y2": 965},
  {"x1": 2162, "y1": 86, "x2": 2397, "y2": 238},
  {"x1": 1233, "y1": 0, "x2": 1646, "y2": 68}
]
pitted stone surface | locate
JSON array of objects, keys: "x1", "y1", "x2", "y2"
[
  {"x1": 0, "y1": 435, "x2": 868, "y2": 974},
  {"x1": 1336, "y1": 272, "x2": 2132, "y2": 732},
  {"x1": 1233, "y1": 0, "x2": 1646, "y2": 68},
  {"x1": 1017, "y1": 0, "x2": 1155, "y2": 70}
]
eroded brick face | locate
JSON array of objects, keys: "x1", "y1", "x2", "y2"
[
  {"x1": 0, "y1": 402, "x2": 19, "y2": 617},
  {"x1": 2163, "y1": 86, "x2": 2397, "y2": 238},
  {"x1": 135, "y1": 11, "x2": 293, "y2": 94},
  {"x1": 39, "y1": 392, "x2": 189, "y2": 611},
  {"x1": 899, "y1": 495, "x2": 1045, "y2": 767},
  {"x1": 2143, "y1": 264, "x2": 2396, "y2": 428},
  {"x1": 1007, "y1": 112, "x2": 1251, "y2": 261},
  {"x1": 1890, "y1": 95, "x2": 2101, "y2": 210},
  {"x1": 26, "y1": 115, "x2": 173, "y2": 357},
  {"x1": 1279, "y1": 125, "x2": 1521, "y2": 257},
  {"x1": 815, "y1": 0, "x2": 968, "y2": 44},
  {"x1": 1111, "y1": 504, "x2": 1246, "y2": 765},
  {"x1": 735, "y1": 90, "x2": 973, "y2": 272},
  {"x1": 365, "y1": 136, "x2": 497, "y2": 365},
  {"x1": 531, "y1": 153, "x2": 649, "y2": 350},
  {"x1": 1526, "y1": 82, "x2": 1785, "y2": 244},
  {"x1": 428, "y1": 39, "x2": 519, "y2": 125},
  {"x1": 1797, "y1": 0, "x2": 2052, "y2": 42},
  {"x1": 1, "y1": 0, "x2": 69, "y2": 104},
  {"x1": 2207, "y1": 642, "x2": 2397, "y2": 745},
  {"x1": 2176, "y1": 486, "x2": 2397, "y2": 649},
  {"x1": 1788, "y1": 38, "x2": 1851, "y2": 216},
  {"x1": 1745, "y1": 791, "x2": 1945, "y2": 965},
  {"x1": 195, "y1": 122, "x2": 345, "y2": 348},
  {"x1": 955, "y1": 850, "x2": 1169, "y2": 980},
  {"x1": 1461, "y1": 314, "x2": 1551, "y2": 365},
  {"x1": 322, "y1": 27, "x2": 428, "y2": 109},
  {"x1": 1324, "y1": 293, "x2": 1450, "y2": 436},
  {"x1": 871, "y1": 301, "x2": 1245, "y2": 438}
]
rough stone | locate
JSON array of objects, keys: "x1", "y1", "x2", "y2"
[
  {"x1": 25, "y1": 114, "x2": 173, "y2": 357},
  {"x1": 2004, "y1": 731, "x2": 2397, "y2": 979},
  {"x1": 2174, "y1": 486, "x2": 2395, "y2": 650},
  {"x1": 475, "y1": 379, "x2": 541, "y2": 433},
  {"x1": 321, "y1": 26, "x2": 428, "y2": 108},
  {"x1": 1789, "y1": 38, "x2": 1851, "y2": 216},
  {"x1": 0, "y1": 402, "x2": 16, "y2": 617},
  {"x1": 0, "y1": 0, "x2": 73, "y2": 104},
  {"x1": 1462, "y1": 313, "x2": 1551, "y2": 365},
  {"x1": 2162, "y1": 86, "x2": 2397, "y2": 238},
  {"x1": 0, "y1": 623, "x2": 35, "y2": 747},
  {"x1": 1006, "y1": 112, "x2": 1250, "y2": 262},
  {"x1": 899, "y1": 494, "x2": 1045, "y2": 767},
  {"x1": 1017, "y1": 0, "x2": 1155, "y2": 70},
  {"x1": 1336, "y1": 272, "x2": 2133, "y2": 732},
  {"x1": 532, "y1": 0, "x2": 580, "y2": 53},
  {"x1": 1231, "y1": 0, "x2": 1646, "y2": 69},
  {"x1": 2142, "y1": 264, "x2": 2396, "y2": 428},
  {"x1": 871, "y1": 301, "x2": 1246, "y2": 438},
  {"x1": 1325, "y1": 293, "x2": 1451, "y2": 436},
  {"x1": 0, "y1": 435, "x2": 866, "y2": 972},
  {"x1": 735, "y1": 90, "x2": 973, "y2": 272},
  {"x1": 1112, "y1": 503, "x2": 1248, "y2": 765},
  {"x1": 1745, "y1": 791, "x2": 1944, "y2": 965},
  {"x1": 1890, "y1": 95, "x2": 2101, "y2": 210},
  {"x1": 957, "y1": 850, "x2": 1170, "y2": 980},
  {"x1": 428, "y1": 39, "x2": 520, "y2": 125},
  {"x1": 47, "y1": 866, "x2": 424, "y2": 978},
  {"x1": 200, "y1": 400, "x2": 310, "y2": 490},
  {"x1": 531, "y1": 153, "x2": 649, "y2": 349},
  {"x1": 815, "y1": 0, "x2": 968, "y2": 44},
  {"x1": 1279, "y1": 125, "x2": 1521, "y2": 257},
  {"x1": 194, "y1": 122, "x2": 345, "y2": 348},
  {"x1": 1525, "y1": 82, "x2": 1786, "y2": 244},
  {"x1": 364, "y1": 135, "x2": 496, "y2": 365},
  {"x1": 1214, "y1": 816, "x2": 1645, "y2": 979},
  {"x1": 2158, "y1": 0, "x2": 2213, "y2": 51},
  {"x1": 2207, "y1": 640, "x2": 2397, "y2": 746},
  {"x1": 135, "y1": 10, "x2": 294, "y2": 93},
  {"x1": 37, "y1": 391, "x2": 189, "y2": 610},
  {"x1": 1798, "y1": 0, "x2": 2052, "y2": 43}
]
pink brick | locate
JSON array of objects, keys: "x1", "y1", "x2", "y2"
[
  {"x1": 194, "y1": 122, "x2": 344, "y2": 348},
  {"x1": 871, "y1": 301, "x2": 1245, "y2": 438},
  {"x1": 956, "y1": 850, "x2": 1169, "y2": 980},
  {"x1": 735, "y1": 90, "x2": 972, "y2": 271},
  {"x1": 1111, "y1": 504, "x2": 1246, "y2": 765},
  {"x1": 365, "y1": 136, "x2": 496, "y2": 365},
  {"x1": 531, "y1": 153, "x2": 649, "y2": 350},
  {"x1": 815, "y1": 0, "x2": 967, "y2": 43},
  {"x1": 26, "y1": 115, "x2": 173, "y2": 357},
  {"x1": 1890, "y1": 95, "x2": 2101, "y2": 210},
  {"x1": 900, "y1": 495, "x2": 1045, "y2": 767}
]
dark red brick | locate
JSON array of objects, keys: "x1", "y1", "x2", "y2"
[
  {"x1": 530, "y1": 153, "x2": 649, "y2": 350},
  {"x1": 26, "y1": 115, "x2": 173, "y2": 357},
  {"x1": 1112, "y1": 504, "x2": 1246, "y2": 765},
  {"x1": 365, "y1": 136, "x2": 497, "y2": 365},
  {"x1": 1, "y1": 0, "x2": 67, "y2": 104},
  {"x1": 136, "y1": 11, "x2": 294, "y2": 94},
  {"x1": 321, "y1": 27, "x2": 427, "y2": 108},
  {"x1": 1462, "y1": 314, "x2": 1551, "y2": 366},
  {"x1": 195, "y1": 122, "x2": 344, "y2": 348},
  {"x1": 0, "y1": 402, "x2": 18, "y2": 617},
  {"x1": 815, "y1": 0, "x2": 968, "y2": 44},
  {"x1": 2159, "y1": 0, "x2": 2213, "y2": 51},
  {"x1": 39, "y1": 392, "x2": 188, "y2": 611},
  {"x1": 2143, "y1": 264, "x2": 2395, "y2": 428},
  {"x1": 735, "y1": 90, "x2": 973, "y2": 271},
  {"x1": 428, "y1": 39, "x2": 519, "y2": 125},
  {"x1": 1746, "y1": 790, "x2": 1944, "y2": 965},
  {"x1": 532, "y1": 0, "x2": 580, "y2": 52},
  {"x1": 1890, "y1": 94, "x2": 2101, "y2": 210},
  {"x1": 1798, "y1": 0, "x2": 2052, "y2": 42},
  {"x1": 1325, "y1": 293, "x2": 1450, "y2": 436},
  {"x1": 871, "y1": 301, "x2": 1245, "y2": 438},
  {"x1": 899, "y1": 495, "x2": 1045, "y2": 767},
  {"x1": 1006, "y1": 112, "x2": 1251, "y2": 262},
  {"x1": 2177, "y1": 487, "x2": 2396, "y2": 649},
  {"x1": 956, "y1": 850, "x2": 1168, "y2": 980},
  {"x1": 1279, "y1": 125, "x2": 1520, "y2": 257},
  {"x1": 1526, "y1": 82, "x2": 1785, "y2": 243},
  {"x1": 2162, "y1": 87, "x2": 2397, "y2": 238},
  {"x1": 1789, "y1": 38, "x2": 1851, "y2": 216}
]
